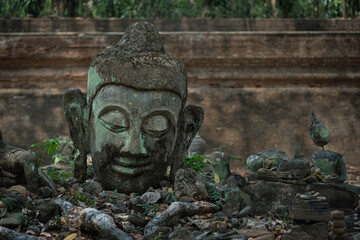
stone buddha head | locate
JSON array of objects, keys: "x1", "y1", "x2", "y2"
[{"x1": 63, "y1": 22, "x2": 203, "y2": 194}]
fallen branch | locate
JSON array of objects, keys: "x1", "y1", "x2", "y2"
[
  {"x1": 0, "y1": 226, "x2": 43, "y2": 240},
  {"x1": 55, "y1": 198, "x2": 132, "y2": 240},
  {"x1": 144, "y1": 201, "x2": 218, "y2": 238}
]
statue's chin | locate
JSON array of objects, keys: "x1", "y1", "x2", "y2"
[{"x1": 95, "y1": 165, "x2": 168, "y2": 194}]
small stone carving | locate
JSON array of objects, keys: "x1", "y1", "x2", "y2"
[
  {"x1": 290, "y1": 191, "x2": 330, "y2": 222},
  {"x1": 277, "y1": 146, "x2": 313, "y2": 181},
  {"x1": 247, "y1": 149, "x2": 290, "y2": 173},
  {"x1": 63, "y1": 22, "x2": 204, "y2": 194},
  {"x1": 207, "y1": 151, "x2": 231, "y2": 184},
  {"x1": 309, "y1": 113, "x2": 331, "y2": 150},
  {"x1": 188, "y1": 134, "x2": 206, "y2": 156},
  {"x1": 312, "y1": 150, "x2": 347, "y2": 183}
]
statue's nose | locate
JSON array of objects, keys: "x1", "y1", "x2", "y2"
[{"x1": 121, "y1": 129, "x2": 147, "y2": 156}]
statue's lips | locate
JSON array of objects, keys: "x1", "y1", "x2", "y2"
[{"x1": 111, "y1": 157, "x2": 151, "y2": 175}]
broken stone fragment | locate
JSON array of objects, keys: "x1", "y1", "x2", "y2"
[
  {"x1": 223, "y1": 187, "x2": 251, "y2": 216},
  {"x1": 141, "y1": 192, "x2": 161, "y2": 205},
  {"x1": 174, "y1": 168, "x2": 208, "y2": 200}
]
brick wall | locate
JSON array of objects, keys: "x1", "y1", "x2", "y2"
[{"x1": 0, "y1": 18, "x2": 359, "y2": 168}]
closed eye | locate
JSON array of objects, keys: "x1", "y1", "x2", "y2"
[
  {"x1": 142, "y1": 115, "x2": 169, "y2": 137},
  {"x1": 99, "y1": 108, "x2": 129, "y2": 133}
]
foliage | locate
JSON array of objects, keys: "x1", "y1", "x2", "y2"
[
  {"x1": 184, "y1": 154, "x2": 209, "y2": 175},
  {"x1": 0, "y1": 0, "x2": 358, "y2": 18},
  {"x1": 70, "y1": 191, "x2": 95, "y2": 207},
  {"x1": 46, "y1": 166, "x2": 72, "y2": 184},
  {"x1": 165, "y1": 187, "x2": 177, "y2": 203},
  {"x1": 206, "y1": 186, "x2": 224, "y2": 209},
  {"x1": 137, "y1": 203, "x2": 160, "y2": 218}
]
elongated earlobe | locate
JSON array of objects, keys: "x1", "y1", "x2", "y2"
[
  {"x1": 63, "y1": 88, "x2": 90, "y2": 181},
  {"x1": 170, "y1": 104, "x2": 204, "y2": 180}
]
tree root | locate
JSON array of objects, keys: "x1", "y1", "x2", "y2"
[
  {"x1": 55, "y1": 198, "x2": 132, "y2": 240},
  {"x1": 144, "y1": 201, "x2": 218, "y2": 238},
  {"x1": 0, "y1": 226, "x2": 43, "y2": 240}
]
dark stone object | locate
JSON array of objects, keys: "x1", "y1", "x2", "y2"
[
  {"x1": 82, "y1": 179, "x2": 104, "y2": 196},
  {"x1": 36, "y1": 199, "x2": 61, "y2": 223},
  {"x1": 309, "y1": 113, "x2": 331, "y2": 150},
  {"x1": 282, "y1": 222, "x2": 328, "y2": 240},
  {"x1": 243, "y1": 181, "x2": 359, "y2": 215},
  {"x1": 290, "y1": 191, "x2": 330, "y2": 222},
  {"x1": 128, "y1": 213, "x2": 148, "y2": 227}
]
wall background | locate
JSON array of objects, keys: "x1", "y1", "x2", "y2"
[{"x1": 1, "y1": 18, "x2": 359, "y2": 169}]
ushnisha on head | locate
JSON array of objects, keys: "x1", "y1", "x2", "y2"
[{"x1": 63, "y1": 22, "x2": 204, "y2": 194}]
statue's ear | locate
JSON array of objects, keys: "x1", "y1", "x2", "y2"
[
  {"x1": 183, "y1": 104, "x2": 204, "y2": 150},
  {"x1": 170, "y1": 104, "x2": 204, "y2": 180},
  {"x1": 63, "y1": 88, "x2": 90, "y2": 154}
]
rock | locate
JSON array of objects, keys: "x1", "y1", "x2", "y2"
[
  {"x1": 331, "y1": 210, "x2": 345, "y2": 220},
  {"x1": 207, "y1": 152, "x2": 231, "y2": 184},
  {"x1": 98, "y1": 191, "x2": 129, "y2": 203},
  {"x1": 111, "y1": 202, "x2": 127, "y2": 214},
  {"x1": 231, "y1": 217, "x2": 241, "y2": 229},
  {"x1": 179, "y1": 196, "x2": 194, "y2": 202},
  {"x1": 174, "y1": 168, "x2": 208, "y2": 200},
  {"x1": 141, "y1": 192, "x2": 161, "y2": 205},
  {"x1": 159, "y1": 180, "x2": 171, "y2": 188},
  {"x1": 9, "y1": 185, "x2": 27, "y2": 196},
  {"x1": 290, "y1": 191, "x2": 330, "y2": 222},
  {"x1": 0, "y1": 213, "x2": 21, "y2": 228},
  {"x1": 128, "y1": 196, "x2": 145, "y2": 214},
  {"x1": 82, "y1": 179, "x2": 104, "y2": 195},
  {"x1": 226, "y1": 173, "x2": 247, "y2": 188},
  {"x1": 238, "y1": 225, "x2": 274, "y2": 240},
  {"x1": 36, "y1": 199, "x2": 60, "y2": 223},
  {"x1": 188, "y1": 134, "x2": 206, "y2": 156},
  {"x1": 168, "y1": 227, "x2": 195, "y2": 240},
  {"x1": 128, "y1": 213, "x2": 148, "y2": 227},
  {"x1": 243, "y1": 181, "x2": 359, "y2": 215},
  {"x1": 282, "y1": 222, "x2": 328, "y2": 240},
  {"x1": 218, "y1": 222, "x2": 228, "y2": 233},
  {"x1": 223, "y1": 188, "x2": 249, "y2": 215},
  {"x1": 38, "y1": 186, "x2": 55, "y2": 198}
]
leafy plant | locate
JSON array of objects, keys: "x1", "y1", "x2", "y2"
[
  {"x1": 184, "y1": 154, "x2": 209, "y2": 175},
  {"x1": 214, "y1": 145, "x2": 227, "y2": 151},
  {"x1": 207, "y1": 186, "x2": 224, "y2": 209},
  {"x1": 137, "y1": 203, "x2": 160, "y2": 218},
  {"x1": 71, "y1": 191, "x2": 95, "y2": 207},
  {"x1": 165, "y1": 188, "x2": 177, "y2": 203},
  {"x1": 46, "y1": 167, "x2": 72, "y2": 184}
]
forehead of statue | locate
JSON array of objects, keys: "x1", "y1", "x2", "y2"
[{"x1": 91, "y1": 84, "x2": 182, "y2": 118}]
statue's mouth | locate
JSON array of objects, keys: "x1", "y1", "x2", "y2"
[{"x1": 111, "y1": 157, "x2": 151, "y2": 175}]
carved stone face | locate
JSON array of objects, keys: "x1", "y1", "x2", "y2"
[
  {"x1": 63, "y1": 21, "x2": 204, "y2": 194},
  {"x1": 90, "y1": 84, "x2": 182, "y2": 193}
]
